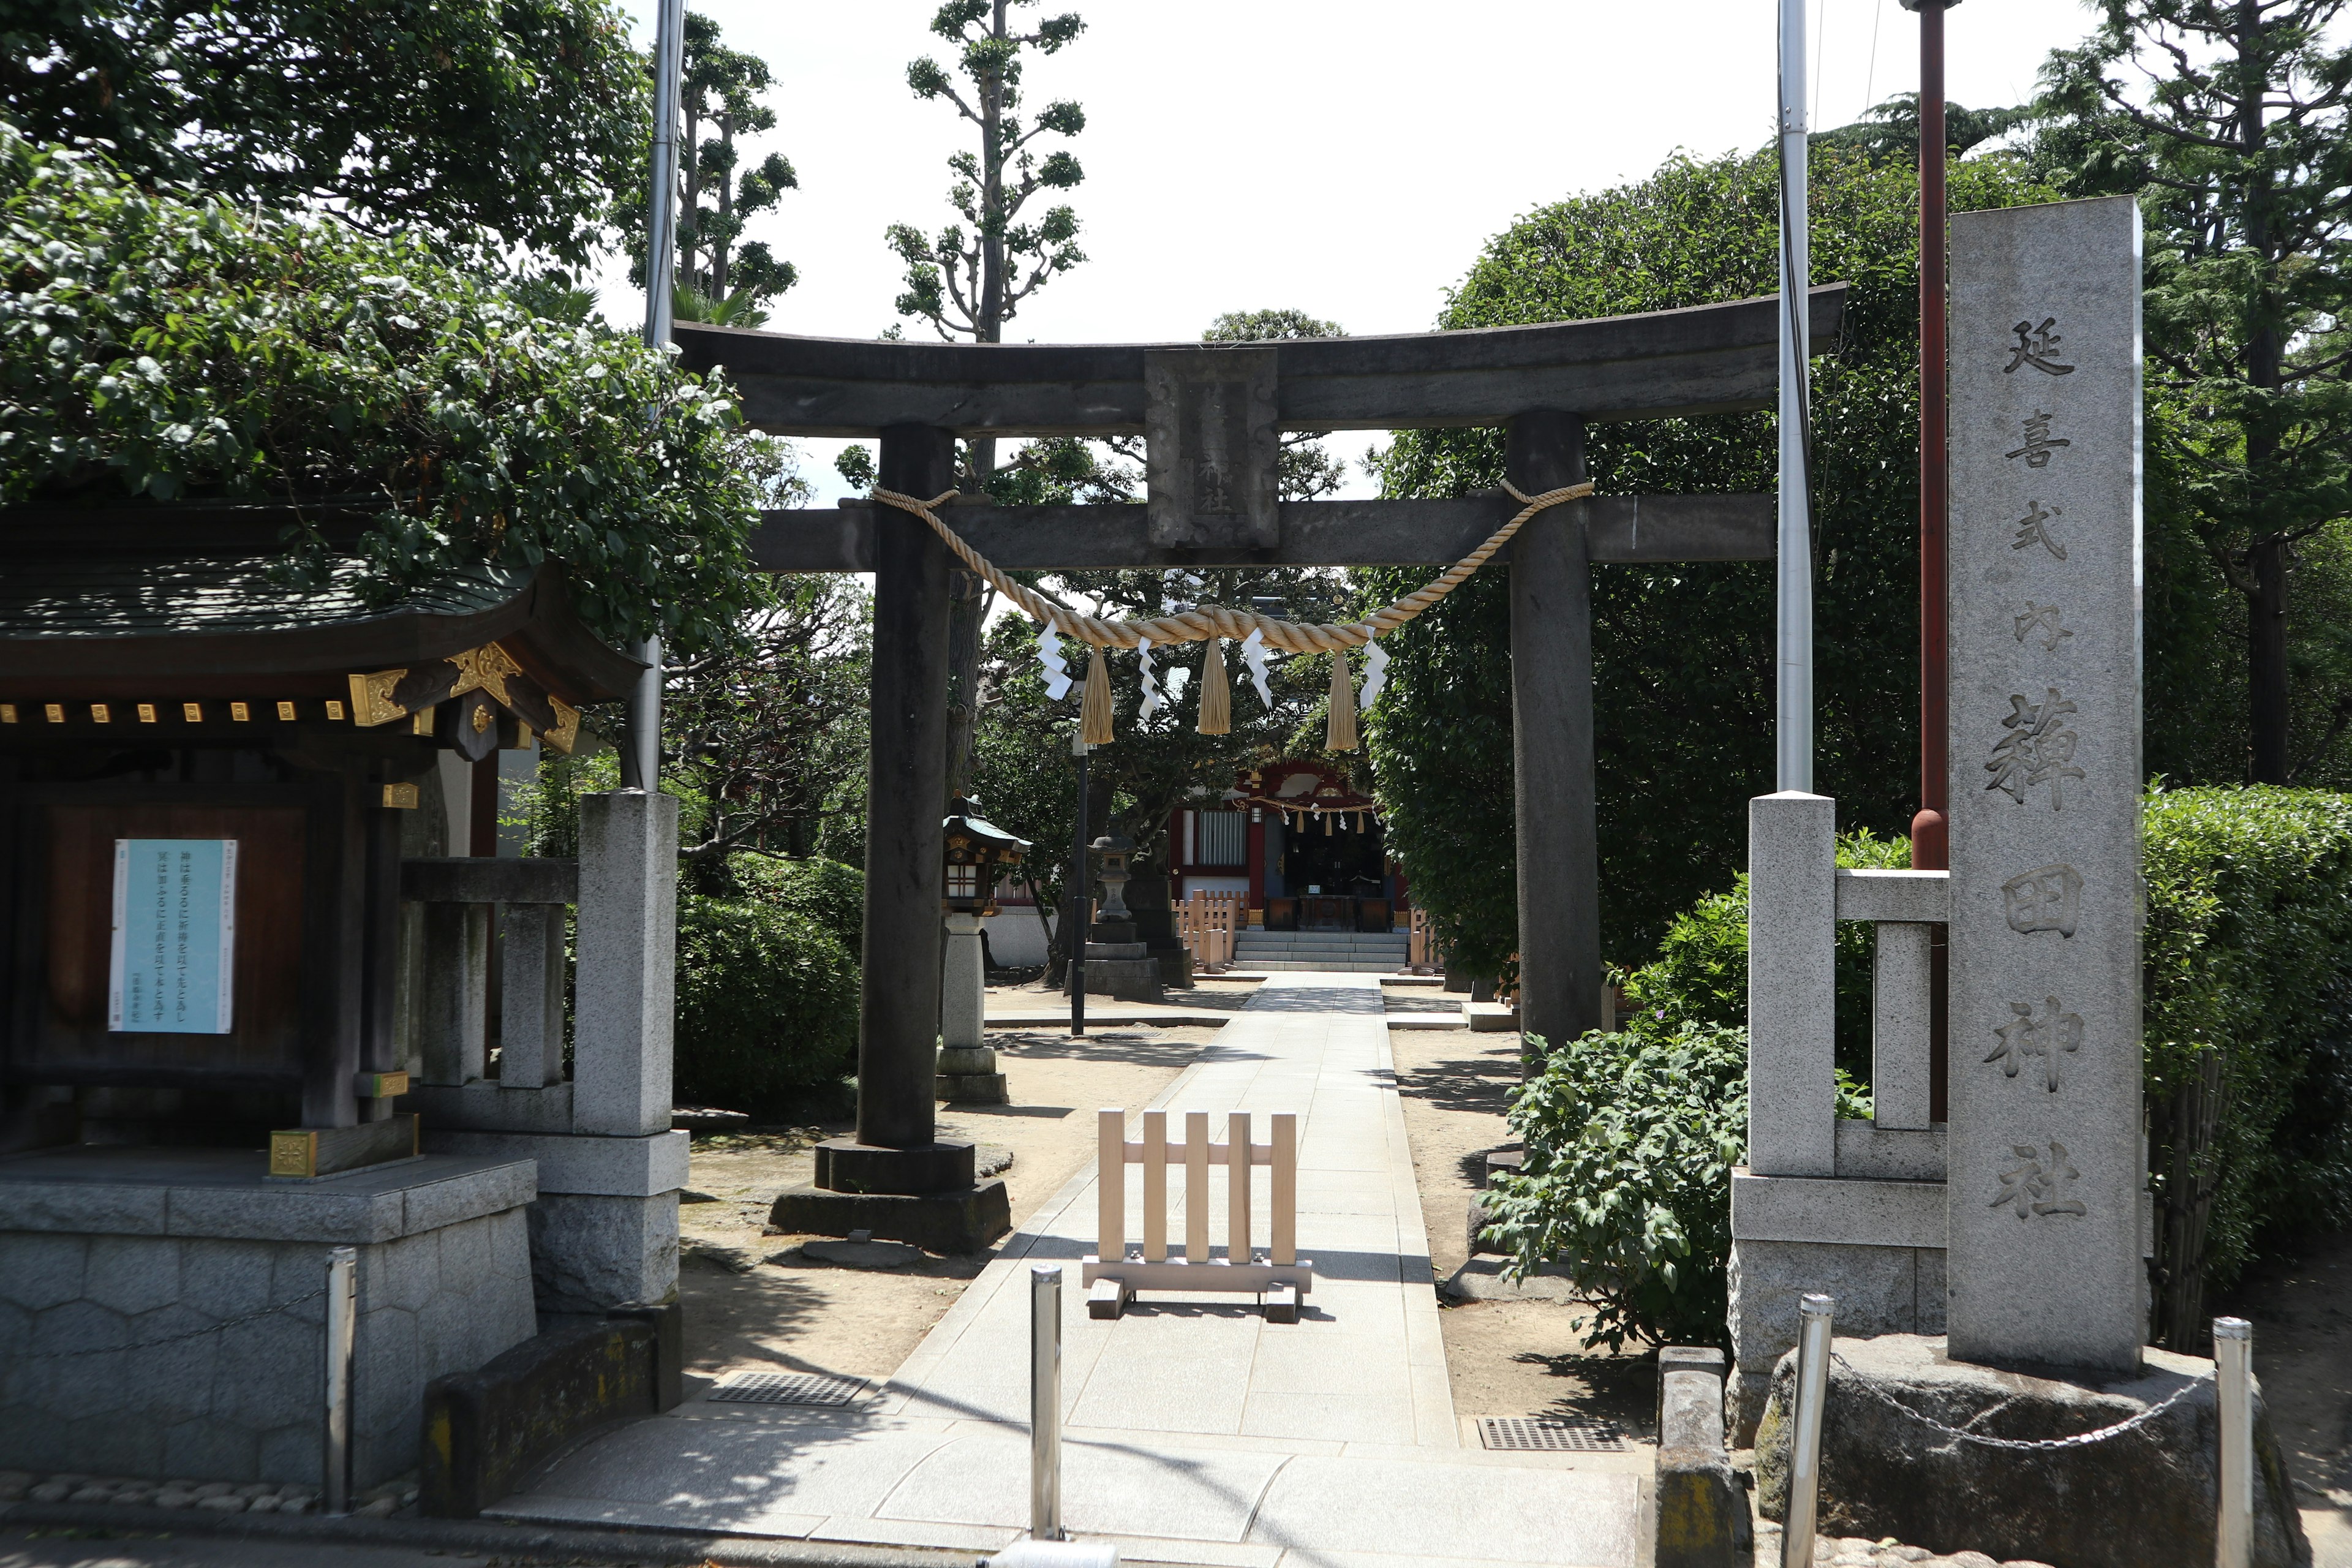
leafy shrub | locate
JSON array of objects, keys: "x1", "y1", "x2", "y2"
[
  {"x1": 2144, "y1": 786, "x2": 2352, "y2": 1334},
  {"x1": 1621, "y1": 827, "x2": 1909, "y2": 1088},
  {"x1": 1483, "y1": 1023, "x2": 1750, "y2": 1351},
  {"x1": 1482, "y1": 831, "x2": 1891, "y2": 1351},
  {"x1": 0, "y1": 128, "x2": 764, "y2": 655},
  {"x1": 673, "y1": 894, "x2": 858, "y2": 1117},
  {"x1": 731, "y1": 855, "x2": 864, "y2": 960}
]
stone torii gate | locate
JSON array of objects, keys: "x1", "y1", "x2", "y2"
[{"x1": 677, "y1": 286, "x2": 1843, "y2": 1246}]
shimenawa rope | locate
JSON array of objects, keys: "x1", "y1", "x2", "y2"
[{"x1": 870, "y1": 478, "x2": 1594, "y2": 745}]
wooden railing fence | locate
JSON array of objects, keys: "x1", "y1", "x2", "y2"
[{"x1": 1082, "y1": 1107, "x2": 1313, "y2": 1321}]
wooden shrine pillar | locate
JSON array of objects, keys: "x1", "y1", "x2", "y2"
[
  {"x1": 860, "y1": 424, "x2": 956, "y2": 1152},
  {"x1": 1506, "y1": 411, "x2": 1604, "y2": 1052}
]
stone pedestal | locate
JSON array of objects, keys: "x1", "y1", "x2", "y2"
[
  {"x1": 771, "y1": 1136, "x2": 1011, "y2": 1253},
  {"x1": 937, "y1": 912, "x2": 1006, "y2": 1103},
  {"x1": 1754, "y1": 1334, "x2": 2306, "y2": 1568},
  {"x1": 1082, "y1": 918, "x2": 1164, "y2": 1001},
  {"x1": 0, "y1": 1145, "x2": 537, "y2": 1490}
]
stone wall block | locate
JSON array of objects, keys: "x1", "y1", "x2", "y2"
[
  {"x1": 527, "y1": 1193, "x2": 679, "y2": 1314},
  {"x1": 366, "y1": 1228, "x2": 443, "y2": 1314},
  {"x1": 162, "y1": 1417, "x2": 260, "y2": 1483},
  {"x1": 34, "y1": 1297, "x2": 129, "y2": 1362},
  {"x1": 257, "y1": 1421, "x2": 316, "y2": 1482},
  {"x1": 62, "y1": 1410, "x2": 163, "y2": 1479},
  {"x1": 130, "y1": 1307, "x2": 222, "y2": 1422},
  {"x1": 4, "y1": 1233, "x2": 89, "y2": 1311},
  {"x1": 86, "y1": 1234, "x2": 183, "y2": 1316},
  {"x1": 177, "y1": 1239, "x2": 275, "y2": 1317},
  {"x1": 214, "y1": 1313, "x2": 318, "y2": 1432},
  {"x1": 439, "y1": 1210, "x2": 492, "y2": 1291}
]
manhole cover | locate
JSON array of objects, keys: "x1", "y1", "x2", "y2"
[
  {"x1": 1477, "y1": 1415, "x2": 1626, "y2": 1452},
  {"x1": 707, "y1": 1371, "x2": 869, "y2": 1406}
]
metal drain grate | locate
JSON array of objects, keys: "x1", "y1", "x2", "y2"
[
  {"x1": 707, "y1": 1371, "x2": 869, "y2": 1406},
  {"x1": 1477, "y1": 1415, "x2": 1627, "y2": 1452}
]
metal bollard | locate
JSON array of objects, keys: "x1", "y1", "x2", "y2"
[
  {"x1": 2215, "y1": 1316, "x2": 2253, "y2": 1568},
  {"x1": 1031, "y1": 1262, "x2": 1064, "y2": 1541},
  {"x1": 323, "y1": 1245, "x2": 358, "y2": 1515},
  {"x1": 1781, "y1": 1293, "x2": 1835, "y2": 1568}
]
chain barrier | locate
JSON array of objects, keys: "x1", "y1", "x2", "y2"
[
  {"x1": 19, "y1": 1286, "x2": 328, "y2": 1362},
  {"x1": 1829, "y1": 1351, "x2": 2210, "y2": 1452}
]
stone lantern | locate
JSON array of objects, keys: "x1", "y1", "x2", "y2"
[
  {"x1": 1090, "y1": 832, "x2": 1135, "y2": 922},
  {"x1": 1080, "y1": 833, "x2": 1161, "y2": 1001},
  {"x1": 937, "y1": 798, "x2": 1029, "y2": 1105}
]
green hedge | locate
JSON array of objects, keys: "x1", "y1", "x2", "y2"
[
  {"x1": 1488, "y1": 790, "x2": 2352, "y2": 1352},
  {"x1": 2144, "y1": 786, "x2": 2352, "y2": 1335},
  {"x1": 730, "y1": 855, "x2": 864, "y2": 960},
  {"x1": 673, "y1": 893, "x2": 858, "y2": 1118}
]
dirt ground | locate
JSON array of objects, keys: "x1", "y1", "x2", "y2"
[
  {"x1": 1386, "y1": 1000, "x2": 1656, "y2": 1442},
  {"x1": 675, "y1": 1020, "x2": 1199, "y2": 1388},
  {"x1": 2213, "y1": 1234, "x2": 2352, "y2": 1562}
]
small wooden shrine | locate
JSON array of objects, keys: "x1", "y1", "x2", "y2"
[{"x1": 0, "y1": 505, "x2": 638, "y2": 1174}]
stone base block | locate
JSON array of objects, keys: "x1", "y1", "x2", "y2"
[
  {"x1": 1152, "y1": 944, "x2": 1194, "y2": 989},
  {"x1": 420, "y1": 1319, "x2": 658, "y2": 1518},
  {"x1": 0, "y1": 1147, "x2": 537, "y2": 1490},
  {"x1": 812, "y1": 1137, "x2": 975, "y2": 1195},
  {"x1": 525, "y1": 1193, "x2": 677, "y2": 1316},
  {"x1": 1082, "y1": 958, "x2": 1163, "y2": 1001},
  {"x1": 769, "y1": 1178, "x2": 1011, "y2": 1254},
  {"x1": 936, "y1": 1072, "x2": 1009, "y2": 1104},
  {"x1": 1727, "y1": 1236, "x2": 1944, "y2": 1446},
  {"x1": 1754, "y1": 1333, "x2": 2307, "y2": 1568},
  {"x1": 1656, "y1": 1364, "x2": 1748, "y2": 1568}
]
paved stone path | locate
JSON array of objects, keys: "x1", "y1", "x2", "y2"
[{"x1": 494, "y1": 975, "x2": 1640, "y2": 1567}]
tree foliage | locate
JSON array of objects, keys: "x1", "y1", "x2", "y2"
[
  {"x1": 1359, "y1": 147, "x2": 2052, "y2": 976},
  {"x1": 663, "y1": 574, "x2": 872, "y2": 878},
  {"x1": 616, "y1": 10, "x2": 798, "y2": 317},
  {"x1": 0, "y1": 0, "x2": 646, "y2": 270},
  {"x1": 2037, "y1": 1, "x2": 2352, "y2": 785},
  {"x1": 0, "y1": 130, "x2": 766, "y2": 655},
  {"x1": 888, "y1": 0, "x2": 1087, "y2": 345}
]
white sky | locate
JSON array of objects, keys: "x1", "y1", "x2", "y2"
[{"x1": 594, "y1": 1, "x2": 2109, "y2": 502}]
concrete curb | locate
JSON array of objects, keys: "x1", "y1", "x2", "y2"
[{"x1": 0, "y1": 1499, "x2": 971, "y2": 1566}]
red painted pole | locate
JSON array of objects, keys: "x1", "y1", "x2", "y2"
[
  {"x1": 1907, "y1": 0, "x2": 1954, "y2": 1125},
  {"x1": 1910, "y1": 1, "x2": 1951, "y2": 875}
]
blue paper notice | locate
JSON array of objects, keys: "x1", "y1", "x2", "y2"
[{"x1": 109, "y1": 839, "x2": 237, "y2": 1034}]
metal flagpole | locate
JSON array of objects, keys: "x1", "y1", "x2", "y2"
[
  {"x1": 1776, "y1": 0, "x2": 1814, "y2": 794},
  {"x1": 624, "y1": 0, "x2": 687, "y2": 790}
]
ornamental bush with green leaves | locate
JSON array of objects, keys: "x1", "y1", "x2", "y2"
[
  {"x1": 673, "y1": 893, "x2": 860, "y2": 1118},
  {"x1": 0, "y1": 128, "x2": 766, "y2": 656}
]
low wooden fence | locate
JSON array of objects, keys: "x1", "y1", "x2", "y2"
[
  {"x1": 1082, "y1": 1107, "x2": 1313, "y2": 1321},
  {"x1": 1175, "y1": 890, "x2": 1244, "y2": 971},
  {"x1": 1408, "y1": 907, "x2": 1440, "y2": 971}
]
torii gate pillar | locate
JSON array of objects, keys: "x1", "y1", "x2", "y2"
[
  {"x1": 1507, "y1": 412, "x2": 1605, "y2": 1051},
  {"x1": 770, "y1": 423, "x2": 1014, "y2": 1253}
]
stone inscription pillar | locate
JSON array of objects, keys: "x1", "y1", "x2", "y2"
[
  {"x1": 1506, "y1": 411, "x2": 1604, "y2": 1052},
  {"x1": 1945, "y1": 195, "x2": 2143, "y2": 1373}
]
